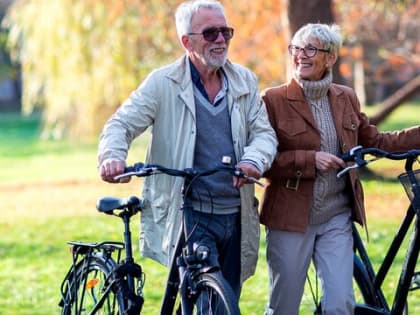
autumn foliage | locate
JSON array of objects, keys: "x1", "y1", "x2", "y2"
[{"x1": 3, "y1": 0, "x2": 419, "y2": 139}]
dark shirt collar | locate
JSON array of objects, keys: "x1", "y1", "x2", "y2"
[{"x1": 189, "y1": 58, "x2": 227, "y2": 106}]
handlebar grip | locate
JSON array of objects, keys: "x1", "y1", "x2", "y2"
[
  {"x1": 124, "y1": 162, "x2": 144, "y2": 173},
  {"x1": 233, "y1": 168, "x2": 265, "y2": 187},
  {"x1": 339, "y1": 145, "x2": 364, "y2": 162},
  {"x1": 338, "y1": 151, "x2": 352, "y2": 162}
]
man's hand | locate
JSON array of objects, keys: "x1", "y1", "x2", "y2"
[
  {"x1": 233, "y1": 162, "x2": 261, "y2": 188},
  {"x1": 99, "y1": 159, "x2": 130, "y2": 183}
]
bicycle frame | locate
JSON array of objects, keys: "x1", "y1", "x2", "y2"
[
  {"x1": 117, "y1": 162, "x2": 248, "y2": 315},
  {"x1": 160, "y1": 183, "x2": 230, "y2": 314},
  {"x1": 61, "y1": 162, "x2": 246, "y2": 314},
  {"x1": 353, "y1": 203, "x2": 420, "y2": 314},
  {"x1": 343, "y1": 148, "x2": 420, "y2": 314}
]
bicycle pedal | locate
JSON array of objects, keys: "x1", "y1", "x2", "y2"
[{"x1": 409, "y1": 271, "x2": 420, "y2": 291}]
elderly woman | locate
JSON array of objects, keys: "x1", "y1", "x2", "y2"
[{"x1": 260, "y1": 23, "x2": 420, "y2": 315}]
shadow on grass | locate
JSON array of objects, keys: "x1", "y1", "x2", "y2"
[{"x1": 359, "y1": 168, "x2": 400, "y2": 184}]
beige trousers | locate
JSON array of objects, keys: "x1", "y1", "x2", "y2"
[{"x1": 264, "y1": 212, "x2": 355, "y2": 315}]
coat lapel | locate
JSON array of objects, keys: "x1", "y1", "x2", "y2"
[
  {"x1": 328, "y1": 84, "x2": 346, "y2": 144},
  {"x1": 165, "y1": 56, "x2": 196, "y2": 119},
  {"x1": 287, "y1": 80, "x2": 318, "y2": 131},
  {"x1": 286, "y1": 80, "x2": 348, "y2": 142}
]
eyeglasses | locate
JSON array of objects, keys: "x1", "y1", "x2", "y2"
[
  {"x1": 288, "y1": 44, "x2": 330, "y2": 58},
  {"x1": 188, "y1": 27, "x2": 234, "y2": 42}
]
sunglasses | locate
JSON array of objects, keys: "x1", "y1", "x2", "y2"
[{"x1": 188, "y1": 27, "x2": 234, "y2": 42}]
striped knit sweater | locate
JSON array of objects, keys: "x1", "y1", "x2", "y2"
[{"x1": 297, "y1": 71, "x2": 351, "y2": 225}]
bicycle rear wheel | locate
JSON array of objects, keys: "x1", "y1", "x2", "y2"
[
  {"x1": 60, "y1": 253, "x2": 125, "y2": 315},
  {"x1": 176, "y1": 272, "x2": 240, "y2": 315}
]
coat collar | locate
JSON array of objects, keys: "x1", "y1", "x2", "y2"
[
  {"x1": 286, "y1": 78, "x2": 347, "y2": 134},
  {"x1": 166, "y1": 55, "x2": 250, "y2": 99}
]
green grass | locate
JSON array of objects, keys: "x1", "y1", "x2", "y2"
[
  {"x1": 0, "y1": 104, "x2": 419, "y2": 314},
  {"x1": 364, "y1": 102, "x2": 420, "y2": 131}
]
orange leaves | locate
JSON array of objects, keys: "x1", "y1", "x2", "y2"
[{"x1": 222, "y1": 0, "x2": 288, "y2": 87}]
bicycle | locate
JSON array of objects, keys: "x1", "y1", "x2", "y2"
[
  {"x1": 58, "y1": 195, "x2": 145, "y2": 315},
  {"x1": 59, "y1": 157, "x2": 260, "y2": 314},
  {"x1": 306, "y1": 145, "x2": 420, "y2": 314}
]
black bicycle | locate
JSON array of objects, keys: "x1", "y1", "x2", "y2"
[
  {"x1": 59, "y1": 158, "x2": 259, "y2": 314},
  {"x1": 58, "y1": 195, "x2": 145, "y2": 315},
  {"x1": 307, "y1": 146, "x2": 420, "y2": 314}
]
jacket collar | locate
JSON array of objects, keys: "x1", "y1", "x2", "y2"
[
  {"x1": 286, "y1": 78, "x2": 347, "y2": 134},
  {"x1": 166, "y1": 55, "x2": 250, "y2": 99}
]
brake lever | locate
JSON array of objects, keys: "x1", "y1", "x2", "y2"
[
  {"x1": 337, "y1": 155, "x2": 377, "y2": 178},
  {"x1": 113, "y1": 167, "x2": 156, "y2": 181},
  {"x1": 337, "y1": 163, "x2": 359, "y2": 178},
  {"x1": 113, "y1": 171, "x2": 141, "y2": 181},
  {"x1": 233, "y1": 169, "x2": 265, "y2": 187},
  {"x1": 243, "y1": 174, "x2": 265, "y2": 187}
]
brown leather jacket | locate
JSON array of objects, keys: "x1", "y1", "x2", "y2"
[{"x1": 260, "y1": 78, "x2": 420, "y2": 232}]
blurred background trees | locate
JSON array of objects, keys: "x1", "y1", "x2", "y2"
[
  {"x1": 2, "y1": 0, "x2": 181, "y2": 139},
  {"x1": 1, "y1": 0, "x2": 419, "y2": 139}
]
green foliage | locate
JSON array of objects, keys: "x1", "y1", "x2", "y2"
[
  {"x1": 3, "y1": 0, "x2": 180, "y2": 140},
  {"x1": 2, "y1": 0, "x2": 419, "y2": 141}
]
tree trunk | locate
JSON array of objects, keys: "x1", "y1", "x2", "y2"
[
  {"x1": 287, "y1": 0, "x2": 334, "y2": 34},
  {"x1": 286, "y1": 0, "x2": 346, "y2": 85},
  {"x1": 370, "y1": 75, "x2": 420, "y2": 125}
]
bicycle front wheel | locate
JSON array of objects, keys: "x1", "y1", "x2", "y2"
[
  {"x1": 178, "y1": 272, "x2": 240, "y2": 315},
  {"x1": 353, "y1": 255, "x2": 409, "y2": 315},
  {"x1": 60, "y1": 253, "x2": 125, "y2": 315}
]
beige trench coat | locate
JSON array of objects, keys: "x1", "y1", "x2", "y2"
[{"x1": 98, "y1": 55, "x2": 277, "y2": 282}]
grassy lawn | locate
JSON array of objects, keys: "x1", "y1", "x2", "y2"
[{"x1": 0, "y1": 104, "x2": 419, "y2": 314}]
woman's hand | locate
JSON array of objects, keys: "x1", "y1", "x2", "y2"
[{"x1": 315, "y1": 151, "x2": 346, "y2": 172}]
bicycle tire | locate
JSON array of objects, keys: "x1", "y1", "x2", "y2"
[
  {"x1": 353, "y1": 256, "x2": 409, "y2": 315},
  {"x1": 353, "y1": 255, "x2": 381, "y2": 308},
  {"x1": 60, "y1": 252, "x2": 125, "y2": 315},
  {"x1": 175, "y1": 272, "x2": 240, "y2": 315}
]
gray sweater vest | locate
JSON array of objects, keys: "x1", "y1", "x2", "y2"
[{"x1": 188, "y1": 85, "x2": 240, "y2": 214}]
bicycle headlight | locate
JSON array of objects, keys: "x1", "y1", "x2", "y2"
[{"x1": 194, "y1": 244, "x2": 210, "y2": 261}]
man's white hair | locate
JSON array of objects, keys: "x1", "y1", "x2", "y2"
[{"x1": 175, "y1": 0, "x2": 225, "y2": 43}]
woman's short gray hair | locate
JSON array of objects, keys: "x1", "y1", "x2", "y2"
[
  {"x1": 292, "y1": 23, "x2": 342, "y2": 56},
  {"x1": 175, "y1": 0, "x2": 225, "y2": 43}
]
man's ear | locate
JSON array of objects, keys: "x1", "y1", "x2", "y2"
[{"x1": 181, "y1": 35, "x2": 191, "y2": 51}]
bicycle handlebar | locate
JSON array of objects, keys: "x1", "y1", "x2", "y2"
[
  {"x1": 337, "y1": 146, "x2": 420, "y2": 178},
  {"x1": 114, "y1": 159, "x2": 265, "y2": 187}
]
